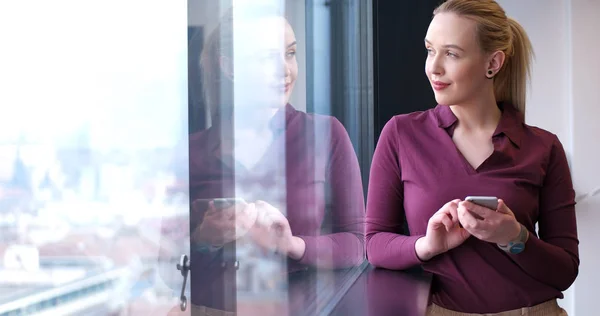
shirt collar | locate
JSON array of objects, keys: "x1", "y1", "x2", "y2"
[
  {"x1": 434, "y1": 102, "x2": 524, "y2": 148},
  {"x1": 493, "y1": 102, "x2": 524, "y2": 148},
  {"x1": 434, "y1": 104, "x2": 458, "y2": 129},
  {"x1": 268, "y1": 103, "x2": 296, "y2": 132}
]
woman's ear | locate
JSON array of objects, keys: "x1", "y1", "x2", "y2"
[
  {"x1": 219, "y1": 55, "x2": 234, "y2": 80},
  {"x1": 486, "y1": 50, "x2": 506, "y2": 77}
]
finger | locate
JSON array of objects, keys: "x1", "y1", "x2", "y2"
[
  {"x1": 441, "y1": 215, "x2": 454, "y2": 231},
  {"x1": 446, "y1": 226, "x2": 471, "y2": 245},
  {"x1": 496, "y1": 199, "x2": 512, "y2": 215},
  {"x1": 272, "y1": 222, "x2": 286, "y2": 236},
  {"x1": 459, "y1": 227, "x2": 472, "y2": 240},
  {"x1": 239, "y1": 203, "x2": 258, "y2": 228},
  {"x1": 428, "y1": 213, "x2": 444, "y2": 229},
  {"x1": 220, "y1": 205, "x2": 236, "y2": 219},
  {"x1": 256, "y1": 200, "x2": 281, "y2": 214},
  {"x1": 268, "y1": 209, "x2": 288, "y2": 224},
  {"x1": 439, "y1": 199, "x2": 460, "y2": 221},
  {"x1": 460, "y1": 201, "x2": 492, "y2": 219},
  {"x1": 443, "y1": 199, "x2": 461, "y2": 210},
  {"x1": 206, "y1": 200, "x2": 217, "y2": 212},
  {"x1": 272, "y1": 217, "x2": 291, "y2": 235},
  {"x1": 203, "y1": 208, "x2": 219, "y2": 219},
  {"x1": 457, "y1": 204, "x2": 480, "y2": 229},
  {"x1": 241, "y1": 202, "x2": 257, "y2": 215},
  {"x1": 447, "y1": 203, "x2": 459, "y2": 223},
  {"x1": 431, "y1": 212, "x2": 452, "y2": 231},
  {"x1": 429, "y1": 217, "x2": 444, "y2": 230},
  {"x1": 212, "y1": 217, "x2": 234, "y2": 233}
]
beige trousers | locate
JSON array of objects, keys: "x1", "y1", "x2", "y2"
[{"x1": 426, "y1": 299, "x2": 568, "y2": 316}]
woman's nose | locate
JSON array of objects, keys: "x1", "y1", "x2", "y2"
[
  {"x1": 283, "y1": 62, "x2": 291, "y2": 78},
  {"x1": 274, "y1": 59, "x2": 291, "y2": 79},
  {"x1": 428, "y1": 56, "x2": 443, "y2": 76}
]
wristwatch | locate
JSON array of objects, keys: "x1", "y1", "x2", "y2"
[{"x1": 497, "y1": 223, "x2": 529, "y2": 254}]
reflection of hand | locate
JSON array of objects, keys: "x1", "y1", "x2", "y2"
[
  {"x1": 415, "y1": 199, "x2": 471, "y2": 261},
  {"x1": 457, "y1": 199, "x2": 522, "y2": 245},
  {"x1": 249, "y1": 200, "x2": 305, "y2": 260},
  {"x1": 192, "y1": 200, "x2": 258, "y2": 246}
]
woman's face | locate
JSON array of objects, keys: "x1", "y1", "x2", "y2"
[
  {"x1": 424, "y1": 13, "x2": 490, "y2": 106},
  {"x1": 231, "y1": 16, "x2": 298, "y2": 110}
]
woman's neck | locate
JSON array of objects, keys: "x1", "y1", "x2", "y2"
[
  {"x1": 450, "y1": 93, "x2": 501, "y2": 133},
  {"x1": 232, "y1": 106, "x2": 281, "y2": 134}
]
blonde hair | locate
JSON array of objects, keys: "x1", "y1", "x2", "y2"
[
  {"x1": 434, "y1": 0, "x2": 534, "y2": 114},
  {"x1": 199, "y1": 9, "x2": 234, "y2": 121}
]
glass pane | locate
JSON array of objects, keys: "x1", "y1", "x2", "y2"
[
  {"x1": 0, "y1": 1, "x2": 189, "y2": 315},
  {"x1": 185, "y1": 0, "x2": 372, "y2": 315}
]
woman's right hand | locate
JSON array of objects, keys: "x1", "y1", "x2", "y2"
[
  {"x1": 415, "y1": 199, "x2": 471, "y2": 261},
  {"x1": 192, "y1": 200, "x2": 258, "y2": 246}
]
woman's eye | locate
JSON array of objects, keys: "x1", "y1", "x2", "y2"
[{"x1": 446, "y1": 51, "x2": 458, "y2": 58}]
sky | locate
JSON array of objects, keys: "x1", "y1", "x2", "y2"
[{"x1": 0, "y1": 0, "x2": 188, "y2": 150}]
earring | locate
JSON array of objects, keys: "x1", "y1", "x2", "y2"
[{"x1": 486, "y1": 70, "x2": 494, "y2": 79}]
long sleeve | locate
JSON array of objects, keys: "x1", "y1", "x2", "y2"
[
  {"x1": 509, "y1": 135, "x2": 579, "y2": 291},
  {"x1": 296, "y1": 118, "x2": 365, "y2": 268},
  {"x1": 365, "y1": 117, "x2": 423, "y2": 270}
]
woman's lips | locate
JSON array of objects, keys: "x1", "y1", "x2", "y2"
[
  {"x1": 271, "y1": 82, "x2": 293, "y2": 93},
  {"x1": 432, "y1": 81, "x2": 450, "y2": 91}
]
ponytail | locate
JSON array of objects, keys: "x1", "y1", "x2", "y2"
[{"x1": 493, "y1": 18, "x2": 534, "y2": 115}]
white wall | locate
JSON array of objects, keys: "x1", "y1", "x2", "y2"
[
  {"x1": 498, "y1": 1, "x2": 600, "y2": 315},
  {"x1": 570, "y1": 0, "x2": 600, "y2": 315},
  {"x1": 498, "y1": 0, "x2": 572, "y2": 144}
]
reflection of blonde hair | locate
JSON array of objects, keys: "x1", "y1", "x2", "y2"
[
  {"x1": 199, "y1": 9, "x2": 234, "y2": 121},
  {"x1": 199, "y1": 5, "x2": 286, "y2": 121},
  {"x1": 434, "y1": 0, "x2": 534, "y2": 114}
]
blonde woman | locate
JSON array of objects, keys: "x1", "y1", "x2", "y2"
[{"x1": 366, "y1": 0, "x2": 577, "y2": 315}]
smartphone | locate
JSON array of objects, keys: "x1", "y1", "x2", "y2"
[
  {"x1": 465, "y1": 196, "x2": 498, "y2": 210},
  {"x1": 212, "y1": 198, "x2": 246, "y2": 210}
]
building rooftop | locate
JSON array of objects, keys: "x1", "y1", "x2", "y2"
[{"x1": 0, "y1": 257, "x2": 111, "y2": 307}]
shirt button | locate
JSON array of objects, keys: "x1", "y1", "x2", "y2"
[{"x1": 234, "y1": 261, "x2": 240, "y2": 270}]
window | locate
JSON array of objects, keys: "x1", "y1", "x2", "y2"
[{"x1": 0, "y1": 1, "x2": 372, "y2": 315}]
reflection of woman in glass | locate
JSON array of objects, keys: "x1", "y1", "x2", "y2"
[{"x1": 181, "y1": 6, "x2": 365, "y2": 314}]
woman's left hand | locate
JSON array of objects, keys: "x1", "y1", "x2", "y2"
[
  {"x1": 249, "y1": 200, "x2": 306, "y2": 260},
  {"x1": 457, "y1": 199, "x2": 521, "y2": 245}
]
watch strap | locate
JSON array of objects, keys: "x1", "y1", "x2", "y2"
[{"x1": 497, "y1": 223, "x2": 528, "y2": 253}]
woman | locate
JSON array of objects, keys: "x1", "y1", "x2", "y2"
[
  {"x1": 166, "y1": 6, "x2": 365, "y2": 315},
  {"x1": 366, "y1": 0, "x2": 578, "y2": 315}
]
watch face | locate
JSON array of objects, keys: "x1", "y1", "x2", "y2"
[{"x1": 509, "y1": 242, "x2": 525, "y2": 254}]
